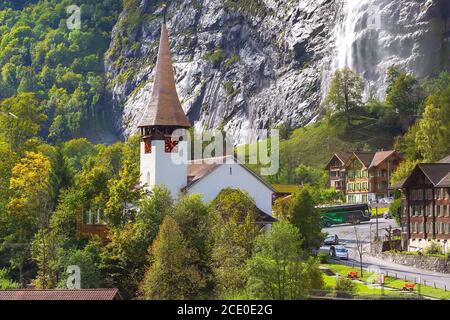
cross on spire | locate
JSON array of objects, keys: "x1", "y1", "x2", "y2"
[{"x1": 162, "y1": 3, "x2": 167, "y2": 23}]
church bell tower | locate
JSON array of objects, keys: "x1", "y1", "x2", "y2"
[{"x1": 138, "y1": 22, "x2": 191, "y2": 198}]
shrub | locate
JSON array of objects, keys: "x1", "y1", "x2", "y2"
[
  {"x1": 425, "y1": 240, "x2": 442, "y2": 255},
  {"x1": 318, "y1": 252, "x2": 329, "y2": 264},
  {"x1": 203, "y1": 47, "x2": 227, "y2": 67},
  {"x1": 335, "y1": 276, "x2": 356, "y2": 298}
]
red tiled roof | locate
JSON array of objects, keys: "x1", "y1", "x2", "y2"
[{"x1": 0, "y1": 289, "x2": 122, "y2": 301}]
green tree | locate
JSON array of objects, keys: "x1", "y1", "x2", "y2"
[
  {"x1": 138, "y1": 185, "x2": 174, "y2": 244},
  {"x1": 30, "y1": 228, "x2": 64, "y2": 289},
  {"x1": 0, "y1": 93, "x2": 46, "y2": 151},
  {"x1": 0, "y1": 269, "x2": 19, "y2": 289},
  {"x1": 394, "y1": 123, "x2": 421, "y2": 160},
  {"x1": 324, "y1": 68, "x2": 365, "y2": 125},
  {"x1": 58, "y1": 240, "x2": 103, "y2": 289},
  {"x1": 6, "y1": 152, "x2": 52, "y2": 284},
  {"x1": 389, "y1": 198, "x2": 402, "y2": 225},
  {"x1": 391, "y1": 159, "x2": 420, "y2": 185},
  {"x1": 246, "y1": 222, "x2": 323, "y2": 300},
  {"x1": 385, "y1": 66, "x2": 424, "y2": 130},
  {"x1": 415, "y1": 86, "x2": 450, "y2": 162},
  {"x1": 290, "y1": 188, "x2": 323, "y2": 251},
  {"x1": 294, "y1": 164, "x2": 327, "y2": 187},
  {"x1": 139, "y1": 216, "x2": 205, "y2": 300},
  {"x1": 171, "y1": 194, "x2": 213, "y2": 298},
  {"x1": 0, "y1": 139, "x2": 16, "y2": 218},
  {"x1": 210, "y1": 188, "x2": 261, "y2": 255},
  {"x1": 105, "y1": 159, "x2": 141, "y2": 227}
]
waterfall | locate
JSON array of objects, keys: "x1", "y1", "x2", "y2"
[
  {"x1": 334, "y1": 0, "x2": 369, "y2": 71},
  {"x1": 322, "y1": 0, "x2": 383, "y2": 100}
]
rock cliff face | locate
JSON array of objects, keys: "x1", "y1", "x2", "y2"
[{"x1": 105, "y1": 0, "x2": 450, "y2": 143}]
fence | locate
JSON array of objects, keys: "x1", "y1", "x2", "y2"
[{"x1": 331, "y1": 258, "x2": 448, "y2": 292}]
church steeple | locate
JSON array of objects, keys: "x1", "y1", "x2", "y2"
[
  {"x1": 138, "y1": 23, "x2": 191, "y2": 130},
  {"x1": 138, "y1": 19, "x2": 190, "y2": 198}
]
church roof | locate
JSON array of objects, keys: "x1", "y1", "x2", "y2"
[
  {"x1": 186, "y1": 155, "x2": 275, "y2": 193},
  {"x1": 138, "y1": 24, "x2": 191, "y2": 129}
]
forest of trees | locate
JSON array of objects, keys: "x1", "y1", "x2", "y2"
[
  {"x1": 0, "y1": 0, "x2": 122, "y2": 142},
  {"x1": 0, "y1": 0, "x2": 449, "y2": 301}
]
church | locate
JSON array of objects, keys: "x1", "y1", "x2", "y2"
[{"x1": 137, "y1": 22, "x2": 275, "y2": 223}]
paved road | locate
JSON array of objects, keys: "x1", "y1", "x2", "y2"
[{"x1": 321, "y1": 218, "x2": 450, "y2": 290}]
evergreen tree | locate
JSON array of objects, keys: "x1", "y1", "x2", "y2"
[
  {"x1": 139, "y1": 216, "x2": 205, "y2": 300},
  {"x1": 290, "y1": 188, "x2": 323, "y2": 251}
]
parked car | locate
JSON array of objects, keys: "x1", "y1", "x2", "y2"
[
  {"x1": 378, "y1": 197, "x2": 394, "y2": 204},
  {"x1": 383, "y1": 212, "x2": 393, "y2": 219},
  {"x1": 324, "y1": 234, "x2": 339, "y2": 245},
  {"x1": 330, "y1": 245, "x2": 349, "y2": 260}
]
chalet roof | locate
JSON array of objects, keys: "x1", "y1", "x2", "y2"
[
  {"x1": 399, "y1": 163, "x2": 450, "y2": 188},
  {"x1": 335, "y1": 152, "x2": 353, "y2": 164},
  {"x1": 439, "y1": 155, "x2": 450, "y2": 164},
  {"x1": 418, "y1": 163, "x2": 450, "y2": 186},
  {"x1": 325, "y1": 152, "x2": 352, "y2": 169},
  {"x1": 138, "y1": 24, "x2": 191, "y2": 129},
  {"x1": 369, "y1": 150, "x2": 399, "y2": 168},
  {"x1": 353, "y1": 152, "x2": 376, "y2": 168},
  {"x1": 0, "y1": 289, "x2": 122, "y2": 300},
  {"x1": 437, "y1": 172, "x2": 450, "y2": 188},
  {"x1": 390, "y1": 178, "x2": 407, "y2": 190}
]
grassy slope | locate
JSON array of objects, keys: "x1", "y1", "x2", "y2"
[{"x1": 237, "y1": 113, "x2": 398, "y2": 186}]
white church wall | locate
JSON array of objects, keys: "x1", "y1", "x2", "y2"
[
  {"x1": 140, "y1": 140, "x2": 188, "y2": 198},
  {"x1": 188, "y1": 163, "x2": 273, "y2": 215}
]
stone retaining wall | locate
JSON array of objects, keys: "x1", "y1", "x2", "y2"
[{"x1": 371, "y1": 242, "x2": 450, "y2": 273}]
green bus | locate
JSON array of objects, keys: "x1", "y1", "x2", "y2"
[{"x1": 317, "y1": 204, "x2": 371, "y2": 228}]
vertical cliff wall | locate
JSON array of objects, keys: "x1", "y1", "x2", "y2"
[{"x1": 105, "y1": 0, "x2": 450, "y2": 143}]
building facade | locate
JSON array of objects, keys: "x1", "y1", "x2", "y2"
[
  {"x1": 397, "y1": 159, "x2": 450, "y2": 251},
  {"x1": 325, "y1": 152, "x2": 352, "y2": 194},
  {"x1": 325, "y1": 151, "x2": 402, "y2": 204}
]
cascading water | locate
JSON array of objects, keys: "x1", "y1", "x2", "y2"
[
  {"x1": 322, "y1": 0, "x2": 382, "y2": 100},
  {"x1": 323, "y1": 0, "x2": 447, "y2": 102},
  {"x1": 334, "y1": 0, "x2": 369, "y2": 72}
]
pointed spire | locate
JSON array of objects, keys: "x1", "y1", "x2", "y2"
[{"x1": 138, "y1": 23, "x2": 191, "y2": 129}]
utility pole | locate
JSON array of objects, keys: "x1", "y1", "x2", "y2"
[
  {"x1": 372, "y1": 198, "x2": 380, "y2": 241},
  {"x1": 444, "y1": 240, "x2": 448, "y2": 270}
]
